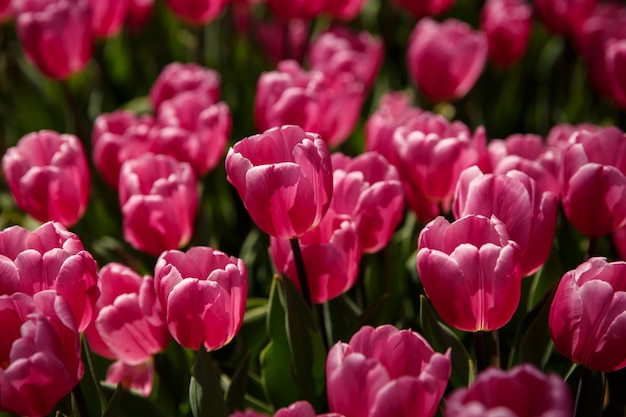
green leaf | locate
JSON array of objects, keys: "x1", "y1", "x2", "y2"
[
  {"x1": 100, "y1": 385, "x2": 168, "y2": 417},
  {"x1": 528, "y1": 246, "x2": 563, "y2": 309},
  {"x1": 515, "y1": 289, "x2": 556, "y2": 368},
  {"x1": 102, "y1": 383, "x2": 123, "y2": 417},
  {"x1": 565, "y1": 366, "x2": 605, "y2": 417},
  {"x1": 420, "y1": 296, "x2": 474, "y2": 388},
  {"x1": 226, "y1": 352, "x2": 251, "y2": 413},
  {"x1": 189, "y1": 345, "x2": 228, "y2": 417}
]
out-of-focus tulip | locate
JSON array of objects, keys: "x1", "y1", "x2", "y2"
[
  {"x1": 407, "y1": 18, "x2": 487, "y2": 102},
  {"x1": 0, "y1": 291, "x2": 83, "y2": 417},
  {"x1": 225, "y1": 125, "x2": 333, "y2": 239},
  {"x1": 606, "y1": 39, "x2": 626, "y2": 111},
  {"x1": 613, "y1": 224, "x2": 626, "y2": 261},
  {"x1": 255, "y1": 60, "x2": 364, "y2": 147},
  {"x1": 154, "y1": 246, "x2": 247, "y2": 351},
  {"x1": 153, "y1": 92, "x2": 231, "y2": 176},
  {"x1": 85, "y1": 263, "x2": 169, "y2": 364},
  {"x1": 0, "y1": 221, "x2": 99, "y2": 332},
  {"x1": 2, "y1": 130, "x2": 90, "y2": 227},
  {"x1": 92, "y1": 110, "x2": 154, "y2": 187},
  {"x1": 324, "y1": 0, "x2": 366, "y2": 20},
  {"x1": 230, "y1": 401, "x2": 344, "y2": 417},
  {"x1": 327, "y1": 324, "x2": 451, "y2": 417},
  {"x1": 0, "y1": 0, "x2": 12, "y2": 22},
  {"x1": 445, "y1": 364, "x2": 573, "y2": 417},
  {"x1": 534, "y1": 0, "x2": 596, "y2": 38},
  {"x1": 308, "y1": 27, "x2": 383, "y2": 89},
  {"x1": 106, "y1": 359, "x2": 154, "y2": 397},
  {"x1": 561, "y1": 126, "x2": 626, "y2": 237},
  {"x1": 453, "y1": 166, "x2": 558, "y2": 277},
  {"x1": 88, "y1": 0, "x2": 129, "y2": 37},
  {"x1": 546, "y1": 122, "x2": 599, "y2": 150},
  {"x1": 417, "y1": 215, "x2": 522, "y2": 332},
  {"x1": 331, "y1": 152, "x2": 404, "y2": 253},
  {"x1": 164, "y1": 0, "x2": 229, "y2": 25},
  {"x1": 480, "y1": 0, "x2": 532, "y2": 67},
  {"x1": 267, "y1": 0, "x2": 326, "y2": 20},
  {"x1": 118, "y1": 153, "x2": 198, "y2": 255},
  {"x1": 549, "y1": 257, "x2": 626, "y2": 372},
  {"x1": 13, "y1": 0, "x2": 93, "y2": 79},
  {"x1": 393, "y1": 0, "x2": 454, "y2": 18},
  {"x1": 127, "y1": 0, "x2": 154, "y2": 30},
  {"x1": 255, "y1": 18, "x2": 309, "y2": 64},
  {"x1": 150, "y1": 62, "x2": 220, "y2": 111}
]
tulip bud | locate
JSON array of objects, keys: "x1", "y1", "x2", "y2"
[
  {"x1": 88, "y1": 0, "x2": 129, "y2": 37},
  {"x1": 480, "y1": 0, "x2": 532, "y2": 67}
]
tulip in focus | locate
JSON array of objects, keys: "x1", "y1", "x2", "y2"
[
  {"x1": 118, "y1": 153, "x2": 198, "y2": 255},
  {"x1": 0, "y1": 291, "x2": 84, "y2": 417},
  {"x1": 534, "y1": 0, "x2": 596, "y2": 38},
  {"x1": 417, "y1": 214, "x2": 522, "y2": 332},
  {"x1": 0, "y1": 221, "x2": 100, "y2": 332},
  {"x1": 225, "y1": 125, "x2": 333, "y2": 239},
  {"x1": 327, "y1": 324, "x2": 451, "y2": 417},
  {"x1": 407, "y1": 18, "x2": 487, "y2": 102},
  {"x1": 480, "y1": 0, "x2": 532, "y2": 67},
  {"x1": 13, "y1": 0, "x2": 93, "y2": 79},
  {"x1": 2, "y1": 130, "x2": 90, "y2": 227},
  {"x1": 88, "y1": 0, "x2": 129, "y2": 37},
  {"x1": 393, "y1": 0, "x2": 454, "y2": 18},
  {"x1": 549, "y1": 257, "x2": 626, "y2": 372},
  {"x1": 150, "y1": 62, "x2": 221, "y2": 111},
  {"x1": 154, "y1": 246, "x2": 248, "y2": 351},
  {"x1": 445, "y1": 364, "x2": 573, "y2": 417},
  {"x1": 164, "y1": 0, "x2": 229, "y2": 25}
]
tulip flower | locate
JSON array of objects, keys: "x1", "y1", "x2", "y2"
[
  {"x1": 393, "y1": 0, "x2": 454, "y2": 18},
  {"x1": 88, "y1": 0, "x2": 129, "y2": 37},
  {"x1": 106, "y1": 359, "x2": 154, "y2": 397},
  {"x1": 118, "y1": 153, "x2": 198, "y2": 255},
  {"x1": 417, "y1": 215, "x2": 522, "y2": 332},
  {"x1": 327, "y1": 325, "x2": 451, "y2": 417},
  {"x1": 230, "y1": 401, "x2": 343, "y2": 417},
  {"x1": 267, "y1": 0, "x2": 326, "y2": 20},
  {"x1": 255, "y1": 18, "x2": 309, "y2": 64},
  {"x1": 0, "y1": 291, "x2": 83, "y2": 417},
  {"x1": 549, "y1": 257, "x2": 626, "y2": 372},
  {"x1": 606, "y1": 39, "x2": 626, "y2": 111},
  {"x1": 407, "y1": 18, "x2": 487, "y2": 102},
  {"x1": 534, "y1": 0, "x2": 596, "y2": 38},
  {"x1": 445, "y1": 364, "x2": 573, "y2": 417},
  {"x1": 2, "y1": 130, "x2": 90, "y2": 227},
  {"x1": 0, "y1": 0, "x2": 12, "y2": 22},
  {"x1": 561, "y1": 126, "x2": 626, "y2": 237},
  {"x1": 325, "y1": 0, "x2": 366, "y2": 20},
  {"x1": 225, "y1": 125, "x2": 333, "y2": 239},
  {"x1": 13, "y1": 0, "x2": 93, "y2": 79},
  {"x1": 546, "y1": 122, "x2": 600, "y2": 150},
  {"x1": 163, "y1": 0, "x2": 228, "y2": 25},
  {"x1": 92, "y1": 110, "x2": 154, "y2": 187},
  {"x1": 453, "y1": 166, "x2": 558, "y2": 277},
  {"x1": 0, "y1": 221, "x2": 99, "y2": 333},
  {"x1": 127, "y1": 0, "x2": 154, "y2": 30},
  {"x1": 480, "y1": 0, "x2": 532, "y2": 67},
  {"x1": 154, "y1": 246, "x2": 248, "y2": 351},
  {"x1": 150, "y1": 62, "x2": 221, "y2": 111}
]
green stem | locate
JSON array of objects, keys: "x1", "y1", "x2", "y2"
[
  {"x1": 196, "y1": 24, "x2": 206, "y2": 65},
  {"x1": 82, "y1": 336, "x2": 108, "y2": 413},
  {"x1": 71, "y1": 378, "x2": 90, "y2": 417},
  {"x1": 574, "y1": 366, "x2": 592, "y2": 417},
  {"x1": 290, "y1": 238, "x2": 312, "y2": 308}
]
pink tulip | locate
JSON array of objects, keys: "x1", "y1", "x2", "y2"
[
  {"x1": 324, "y1": 0, "x2": 366, "y2": 20},
  {"x1": 2, "y1": 130, "x2": 90, "y2": 227},
  {"x1": 255, "y1": 60, "x2": 364, "y2": 148},
  {"x1": 613, "y1": 224, "x2": 626, "y2": 260},
  {"x1": 13, "y1": 0, "x2": 93, "y2": 79},
  {"x1": 150, "y1": 62, "x2": 220, "y2": 111},
  {"x1": 255, "y1": 18, "x2": 309, "y2": 64},
  {"x1": 546, "y1": 122, "x2": 599, "y2": 150},
  {"x1": 417, "y1": 215, "x2": 522, "y2": 332},
  {"x1": 606, "y1": 39, "x2": 626, "y2": 111},
  {"x1": 0, "y1": 221, "x2": 99, "y2": 332},
  {"x1": 308, "y1": 27, "x2": 384, "y2": 89},
  {"x1": 118, "y1": 153, "x2": 198, "y2": 255},
  {"x1": 407, "y1": 18, "x2": 487, "y2": 102},
  {"x1": 0, "y1": 0, "x2": 12, "y2": 22},
  {"x1": 534, "y1": 0, "x2": 596, "y2": 38},
  {"x1": 88, "y1": 0, "x2": 129, "y2": 37},
  {"x1": 453, "y1": 166, "x2": 558, "y2": 277},
  {"x1": 126, "y1": 0, "x2": 154, "y2": 30},
  {"x1": 154, "y1": 246, "x2": 248, "y2": 351},
  {"x1": 393, "y1": 0, "x2": 454, "y2": 18},
  {"x1": 327, "y1": 325, "x2": 451, "y2": 417},
  {"x1": 92, "y1": 110, "x2": 154, "y2": 187},
  {"x1": 561, "y1": 126, "x2": 626, "y2": 236},
  {"x1": 225, "y1": 125, "x2": 333, "y2": 239},
  {"x1": 164, "y1": 0, "x2": 229, "y2": 25},
  {"x1": 266, "y1": 0, "x2": 326, "y2": 20},
  {"x1": 445, "y1": 364, "x2": 573, "y2": 417},
  {"x1": 0, "y1": 291, "x2": 83, "y2": 417},
  {"x1": 106, "y1": 359, "x2": 154, "y2": 397},
  {"x1": 230, "y1": 401, "x2": 343, "y2": 417},
  {"x1": 549, "y1": 257, "x2": 626, "y2": 372},
  {"x1": 330, "y1": 152, "x2": 404, "y2": 253},
  {"x1": 480, "y1": 0, "x2": 532, "y2": 67},
  {"x1": 153, "y1": 91, "x2": 231, "y2": 176},
  {"x1": 84, "y1": 263, "x2": 169, "y2": 364}
]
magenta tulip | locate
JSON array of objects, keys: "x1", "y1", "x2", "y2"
[
  {"x1": 126, "y1": 0, "x2": 154, "y2": 30},
  {"x1": 164, "y1": 0, "x2": 228, "y2": 25},
  {"x1": 606, "y1": 39, "x2": 626, "y2": 111},
  {"x1": 0, "y1": 291, "x2": 83, "y2": 417},
  {"x1": 118, "y1": 153, "x2": 198, "y2": 255},
  {"x1": 417, "y1": 214, "x2": 522, "y2": 332},
  {"x1": 225, "y1": 125, "x2": 333, "y2": 239},
  {"x1": 453, "y1": 166, "x2": 558, "y2": 277},
  {"x1": 255, "y1": 19, "x2": 309, "y2": 64},
  {"x1": 106, "y1": 359, "x2": 154, "y2": 397},
  {"x1": 393, "y1": 0, "x2": 454, "y2": 18},
  {"x1": 230, "y1": 401, "x2": 343, "y2": 417},
  {"x1": 154, "y1": 246, "x2": 248, "y2": 351},
  {"x1": 407, "y1": 18, "x2": 487, "y2": 102},
  {"x1": 2, "y1": 130, "x2": 90, "y2": 227},
  {"x1": 534, "y1": 0, "x2": 596, "y2": 38},
  {"x1": 549, "y1": 257, "x2": 626, "y2": 372},
  {"x1": 88, "y1": 0, "x2": 129, "y2": 37},
  {"x1": 445, "y1": 364, "x2": 573, "y2": 417},
  {"x1": 150, "y1": 62, "x2": 221, "y2": 111},
  {"x1": 480, "y1": 0, "x2": 532, "y2": 67},
  {"x1": 327, "y1": 324, "x2": 451, "y2": 417},
  {"x1": 546, "y1": 122, "x2": 600, "y2": 150},
  {"x1": 0, "y1": 0, "x2": 12, "y2": 22},
  {"x1": 324, "y1": 0, "x2": 366, "y2": 20},
  {"x1": 0, "y1": 221, "x2": 99, "y2": 332},
  {"x1": 267, "y1": 0, "x2": 326, "y2": 20},
  {"x1": 13, "y1": 0, "x2": 93, "y2": 79}
]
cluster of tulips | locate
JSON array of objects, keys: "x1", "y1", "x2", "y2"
[{"x1": 2, "y1": 0, "x2": 626, "y2": 416}]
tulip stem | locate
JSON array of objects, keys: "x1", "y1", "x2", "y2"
[
  {"x1": 82, "y1": 336, "x2": 109, "y2": 413},
  {"x1": 196, "y1": 24, "x2": 206, "y2": 65},
  {"x1": 474, "y1": 331, "x2": 487, "y2": 372},
  {"x1": 573, "y1": 366, "x2": 592, "y2": 417},
  {"x1": 72, "y1": 381, "x2": 90, "y2": 417},
  {"x1": 290, "y1": 238, "x2": 312, "y2": 308}
]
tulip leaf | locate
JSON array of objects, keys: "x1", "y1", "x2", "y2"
[
  {"x1": 100, "y1": 385, "x2": 168, "y2": 417},
  {"x1": 565, "y1": 366, "x2": 605, "y2": 417},
  {"x1": 420, "y1": 295, "x2": 474, "y2": 387},
  {"x1": 528, "y1": 247, "x2": 563, "y2": 309},
  {"x1": 102, "y1": 383, "x2": 123, "y2": 417},
  {"x1": 515, "y1": 289, "x2": 555, "y2": 368},
  {"x1": 189, "y1": 345, "x2": 228, "y2": 417},
  {"x1": 226, "y1": 351, "x2": 251, "y2": 413},
  {"x1": 325, "y1": 294, "x2": 361, "y2": 344}
]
